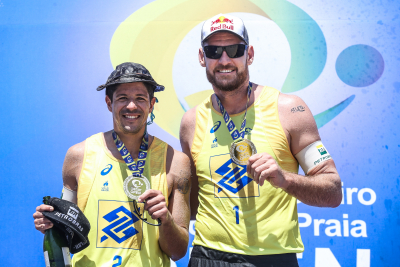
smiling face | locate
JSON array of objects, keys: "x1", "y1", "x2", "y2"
[
  {"x1": 106, "y1": 82, "x2": 155, "y2": 135},
  {"x1": 199, "y1": 31, "x2": 254, "y2": 91}
]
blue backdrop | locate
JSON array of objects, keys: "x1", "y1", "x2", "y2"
[{"x1": 0, "y1": 0, "x2": 399, "y2": 266}]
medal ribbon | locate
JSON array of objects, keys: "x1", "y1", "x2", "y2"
[
  {"x1": 112, "y1": 129, "x2": 161, "y2": 226},
  {"x1": 112, "y1": 129, "x2": 149, "y2": 176},
  {"x1": 215, "y1": 82, "x2": 252, "y2": 141}
]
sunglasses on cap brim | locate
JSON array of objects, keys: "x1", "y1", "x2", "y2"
[{"x1": 203, "y1": 44, "x2": 248, "y2": 59}]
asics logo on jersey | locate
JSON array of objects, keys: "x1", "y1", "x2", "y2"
[
  {"x1": 215, "y1": 159, "x2": 253, "y2": 194},
  {"x1": 101, "y1": 164, "x2": 113, "y2": 176},
  {"x1": 101, "y1": 206, "x2": 140, "y2": 244},
  {"x1": 210, "y1": 121, "x2": 221, "y2": 133}
]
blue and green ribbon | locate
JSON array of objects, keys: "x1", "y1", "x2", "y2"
[
  {"x1": 112, "y1": 129, "x2": 149, "y2": 177},
  {"x1": 215, "y1": 82, "x2": 252, "y2": 141}
]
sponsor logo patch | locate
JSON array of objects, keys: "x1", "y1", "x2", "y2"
[
  {"x1": 211, "y1": 137, "x2": 218, "y2": 148},
  {"x1": 317, "y1": 144, "x2": 327, "y2": 155},
  {"x1": 210, "y1": 16, "x2": 234, "y2": 32},
  {"x1": 67, "y1": 206, "x2": 79, "y2": 220},
  {"x1": 101, "y1": 181, "x2": 109, "y2": 192},
  {"x1": 210, "y1": 154, "x2": 259, "y2": 198},
  {"x1": 97, "y1": 201, "x2": 144, "y2": 250}
]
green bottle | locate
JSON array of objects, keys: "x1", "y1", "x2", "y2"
[{"x1": 43, "y1": 196, "x2": 72, "y2": 267}]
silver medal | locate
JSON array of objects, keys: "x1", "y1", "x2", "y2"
[{"x1": 123, "y1": 174, "x2": 151, "y2": 200}]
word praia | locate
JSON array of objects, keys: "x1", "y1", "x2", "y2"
[{"x1": 299, "y1": 213, "x2": 367, "y2": 237}]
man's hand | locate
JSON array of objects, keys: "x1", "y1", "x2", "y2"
[
  {"x1": 247, "y1": 152, "x2": 289, "y2": 189},
  {"x1": 33, "y1": 204, "x2": 54, "y2": 234},
  {"x1": 138, "y1": 189, "x2": 170, "y2": 223}
]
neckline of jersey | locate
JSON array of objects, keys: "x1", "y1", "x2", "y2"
[{"x1": 210, "y1": 86, "x2": 267, "y2": 117}]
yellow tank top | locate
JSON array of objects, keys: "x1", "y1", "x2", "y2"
[
  {"x1": 191, "y1": 87, "x2": 304, "y2": 255},
  {"x1": 72, "y1": 132, "x2": 170, "y2": 267}
]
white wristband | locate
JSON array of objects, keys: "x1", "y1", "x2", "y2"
[
  {"x1": 62, "y1": 186, "x2": 77, "y2": 204},
  {"x1": 295, "y1": 141, "x2": 332, "y2": 174}
]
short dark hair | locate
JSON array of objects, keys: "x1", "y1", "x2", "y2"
[{"x1": 106, "y1": 82, "x2": 154, "y2": 102}]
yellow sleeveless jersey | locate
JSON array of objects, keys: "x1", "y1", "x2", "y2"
[
  {"x1": 72, "y1": 133, "x2": 170, "y2": 267},
  {"x1": 191, "y1": 87, "x2": 304, "y2": 255}
]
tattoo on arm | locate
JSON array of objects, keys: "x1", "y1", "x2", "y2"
[
  {"x1": 177, "y1": 172, "x2": 190, "y2": 194},
  {"x1": 291, "y1": 105, "x2": 305, "y2": 113}
]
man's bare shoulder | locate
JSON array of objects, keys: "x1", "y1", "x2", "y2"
[
  {"x1": 180, "y1": 107, "x2": 197, "y2": 150},
  {"x1": 62, "y1": 140, "x2": 86, "y2": 188},
  {"x1": 65, "y1": 141, "x2": 86, "y2": 163},
  {"x1": 278, "y1": 93, "x2": 307, "y2": 110},
  {"x1": 278, "y1": 93, "x2": 320, "y2": 154},
  {"x1": 278, "y1": 93, "x2": 317, "y2": 124},
  {"x1": 180, "y1": 107, "x2": 197, "y2": 133},
  {"x1": 166, "y1": 146, "x2": 191, "y2": 176},
  {"x1": 166, "y1": 145, "x2": 191, "y2": 194}
]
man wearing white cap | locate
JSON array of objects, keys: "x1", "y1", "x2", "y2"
[{"x1": 180, "y1": 14, "x2": 342, "y2": 266}]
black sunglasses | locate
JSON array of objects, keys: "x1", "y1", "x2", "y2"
[{"x1": 203, "y1": 44, "x2": 248, "y2": 59}]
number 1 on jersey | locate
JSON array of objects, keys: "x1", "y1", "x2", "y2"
[{"x1": 233, "y1": 206, "x2": 239, "y2": 224}]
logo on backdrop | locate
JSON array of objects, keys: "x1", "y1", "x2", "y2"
[
  {"x1": 97, "y1": 201, "x2": 143, "y2": 249},
  {"x1": 109, "y1": 0, "x2": 384, "y2": 140}
]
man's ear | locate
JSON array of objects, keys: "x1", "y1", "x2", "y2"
[
  {"x1": 199, "y1": 48, "x2": 206, "y2": 67},
  {"x1": 247, "y1": 45, "x2": 254, "y2": 65},
  {"x1": 149, "y1": 97, "x2": 156, "y2": 113},
  {"x1": 106, "y1": 95, "x2": 112, "y2": 112}
]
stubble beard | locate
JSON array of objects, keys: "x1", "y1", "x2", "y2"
[{"x1": 206, "y1": 63, "x2": 249, "y2": 92}]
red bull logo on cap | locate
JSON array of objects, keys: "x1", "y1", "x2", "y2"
[{"x1": 210, "y1": 16, "x2": 234, "y2": 32}]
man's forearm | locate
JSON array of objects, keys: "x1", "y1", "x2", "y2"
[
  {"x1": 283, "y1": 169, "x2": 342, "y2": 208},
  {"x1": 158, "y1": 215, "x2": 189, "y2": 261}
]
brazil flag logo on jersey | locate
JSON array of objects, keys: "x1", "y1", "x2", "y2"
[
  {"x1": 210, "y1": 154, "x2": 259, "y2": 198},
  {"x1": 97, "y1": 200, "x2": 144, "y2": 250}
]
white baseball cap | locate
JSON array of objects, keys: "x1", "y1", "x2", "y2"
[{"x1": 201, "y1": 13, "x2": 249, "y2": 46}]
